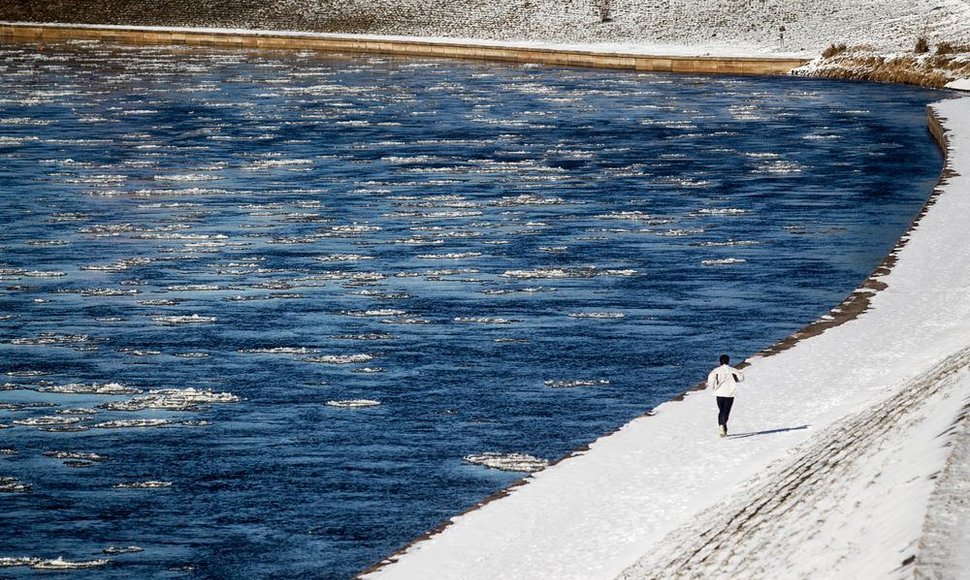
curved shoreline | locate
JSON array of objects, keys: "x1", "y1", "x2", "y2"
[
  {"x1": 0, "y1": 21, "x2": 964, "y2": 579},
  {"x1": 361, "y1": 97, "x2": 961, "y2": 580}
]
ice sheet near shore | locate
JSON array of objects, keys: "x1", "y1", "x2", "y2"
[{"x1": 365, "y1": 97, "x2": 970, "y2": 579}]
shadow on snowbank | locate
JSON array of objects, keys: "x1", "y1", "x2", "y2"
[{"x1": 729, "y1": 425, "x2": 810, "y2": 439}]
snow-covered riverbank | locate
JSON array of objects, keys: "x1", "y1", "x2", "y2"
[{"x1": 365, "y1": 96, "x2": 970, "y2": 579}]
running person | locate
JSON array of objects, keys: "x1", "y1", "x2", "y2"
[{"x1": 707, "y1": 354, "x2": 744, "y2": 437}]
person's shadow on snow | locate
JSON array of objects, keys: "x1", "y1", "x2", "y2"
[{"x1": 728, "y1": 425, "x2": 810, "y2": 439}]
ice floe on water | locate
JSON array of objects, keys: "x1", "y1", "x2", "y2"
[
  {"x1": 544, "y1": 379, "x2": 611, "y2": 388},
  {"x1": 152, "y1": 314, "x2": 218, "y2": 326},
  {"x1": 114, "y1": 481, "x2": 172, "y2": 489},
  {"x1": 454, "y1": 317, "x2": 517, "y2": 325},
  {"x1": 343, "y1": 309, "x2": 407, "y2": 318},
  {"x1": 0, "y1": 476, "x2": 32, "y2": 493},
  {"x1": 102, "y1": 388, "x2": 239, "y2": 411},
  {"x1": 82, "y1": 257, "x2": 152, "y2": 271},
  {"x1": 102, "y1": 546, "x2": 143, "y2": 555},
  {"x1": 13, "y1": 416, "x2": 83, "y2": 427},
  {"x1": 303, "y1": 354, "x2": 375, "y2": 364},
  {"x1": 501, "y1": 267, "x2": 637, "y2": 279},
  {"x1": 694, "y1": 240, "x2": 760, "y2": 247},
  {"x1": 45, "y1": 451, "x2": 107, "y2": 463},
  {"x1": 93, "y1": 419, "x2": 172, "y2": 429},
  {"x1": 462, "y1": 452, "x2": 550, "y2": 472},
  {"x1": 38, "y1": 382, "x2": 141, "y2": 395},
  {"x1": 9, "y1": 333, "x2": 91, "y2": 346},
  {"x1": 567, "y1": 312, "x2": 625, "y2": 319},
  {"x1": 30, "y1": 557, "x2": 111, "y2": 570},
  {"x1": 701, "y1": 258, "x2": 747, "y2": 266},
  {"x1": 241, "y1": 346, "x2": 319, "y2": 355},
  {"x1": 417, "y1": 252, "x2": 483, "y2": 260},
  {"x1": 316, "y1": 254, "x2": 374, "y2": 262},
  {"x1": 326, "y1": 399, "x2": 382, "y2": 408}
]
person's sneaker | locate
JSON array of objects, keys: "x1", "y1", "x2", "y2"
[{"x1": 719, "y1": 425, "x2": 727, "y2": 438}]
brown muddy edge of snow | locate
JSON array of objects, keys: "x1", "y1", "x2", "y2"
[{"x1": 359, "y1": 75, "x2": 960, "y2": 580}]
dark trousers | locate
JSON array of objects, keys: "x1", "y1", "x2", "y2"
[{"x1": 716, "y1": 396, "x2": 734, "y2": 428}]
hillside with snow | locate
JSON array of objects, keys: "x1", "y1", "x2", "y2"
[
  {"x1": 4, "y1": 1, "x2": 970, "y2": 86},
  {"x1": 2, "y1": 0, "x2": 970, "y2": 55}
]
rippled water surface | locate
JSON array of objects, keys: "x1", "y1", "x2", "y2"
[{"x1": 0, "y1": 41, "x2": 946, "y2": 577}]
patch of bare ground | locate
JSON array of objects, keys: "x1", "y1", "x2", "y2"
[{"x1": 795, "y1": 40, "x2": 970, "y2": 88}]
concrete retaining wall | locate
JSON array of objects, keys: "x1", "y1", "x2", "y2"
[{"x1": 0, "y1": 22, "x2": 808, "y2": 75}]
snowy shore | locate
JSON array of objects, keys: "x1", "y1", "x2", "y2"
[{"x1": 365, "y1": 97, "x2": 970, "y2": 578}]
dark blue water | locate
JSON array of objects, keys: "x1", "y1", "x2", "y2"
[{"x1": 0, "y1": 41, "x2": 946, "y2": 577}]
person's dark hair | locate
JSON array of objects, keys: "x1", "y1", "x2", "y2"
[{"x1": 719, "y1": 354, "x2": 730, "y2": 365}]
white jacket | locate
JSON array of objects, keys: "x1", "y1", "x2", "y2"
[{"x1": 707, "y1": 364, "x2": 744, "y2": 397}]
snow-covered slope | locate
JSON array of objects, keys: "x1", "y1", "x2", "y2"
[
  {"x1": 365, "y1": 97, "x2": 970, "y2": 579},
  {"x1": 3, "y1": 0, "x2": 970, "y2": 56}
]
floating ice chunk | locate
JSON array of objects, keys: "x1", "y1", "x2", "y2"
[
  {"x1": 326, "y1": 399, "x2": 381, "y2": 408},
  {"x1": 595, "y1": 211, "x2": 662, "y2": 222},
  {"x1": 166, "y1": 284, "x2": 221, "y2": 291},
  {"x1": 138, "y1": 299, "x2": 182, "y2": 306},
  {"x1": 326, "y1": 223, "x2": 382, "y2": 235},
  {"x1": 13, "y1": 416, "x2": 82, "y2": 427},
  {"x1": 240, "y1": 347, "x2": 319, "y2": 354},
  {"x1": 120, "y1": 349, "x2": 161, "y2": 357},
  {"x1": 462, "y1": 452, "x2": 549, "y2": 472},
  {"x1": 102, "y1": 546, "x2": 143, "y2": 555},
  {"x1": 0, "y1": 448, "x2": 16, "y2": 455},
  {"x1": 568, "y1": 312, "x2": 625, "y2": 319},
  {"x1": 11, "y1": 333, "x2": 90, "y2": 346},
  {"x1": 103, "y1": 388, "x2": 239, "y2": 411},
  {"x1": 93, "y1": 419, "x2": 172, "y2": 429},
  {"x1": 545, "y1": 379, "x2": 611, "y2": 388},
  {"x1": 45, "y1": 451, "x2": 107, "y2": 462},
  {"x1": 5, "y1": 370, "x2": 48, "y2": 377},
  {"x1": 152, "y1": 314, "x2": 217, "y2": 326},
  {"x1": 491, "y1": 194, "x2": 565, "y2": 206},
  {"x1": 31, "y1": 558, "x2": 110, "y2": 570},
  {"x1": 0, "y1": 476, "x2": 32, "y2": 493},
  {"x1": 114, "y1": 481, "x2": 172, "y2": 489},
  {"x1": 24, "y1": 239, "x2": 70, "y2": 246},
  {"x1": 343, "y1": 309, "x2": 406, "y2": 317},
  {"x1": 454, "y1": 317, "x2": 516, "y2": 324},
  {"x1": 695, "y1": 240, "x2": 760, "y2": 247},
  {"x1": 22, "y1": 270, "x2": 66, "y2": 277},
  {"x1": 82, "y1": 257, "x2": 152, "y2": 272},
  {"x1": 701, "y1": 258, "x2": 747, "y2": 266},
  {"x1": 417, "y1": 252, "x2": 483, "y2": 260},
  {"x1": 381, "y1": 317, "x2": 431, "y2": 325},
  {"x1": 303, "y1": 354, "x2": 374, "y2": 364},
  {"x1": 55, "y1": 408, "x2": 98, "y2": 415},
  {"x1": 330, "y1": 333, "x2": 395, "y2": 341},
  {"x1": 39, "y1": 382, "x2": 140, "y2": 395},
  {"x1": 153, "y1": 173, "x2": 222, "y2": 182},
  {"x1": 0, "y1": 556, "x2": 40, "y2": 567},
  {"x1": 658, "y1": 228, "x2": 704, "y2": 237},
  {"x1": 316, "y1": 254, "x2": 374, "y2": 262},
  {"x1": 501, "y1": 267, "x2": 597, "y2": 279}
]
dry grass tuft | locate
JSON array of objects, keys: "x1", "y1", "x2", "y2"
[
  {"x1": 936, "y1": 41, "x2": 970, "y2": 55},
  {"x1": 915, "y1": 36, "x2": 930, "y2": 54},
  {"x1": 822, "y1": 43, "x2": 847, "y2": 58}
]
